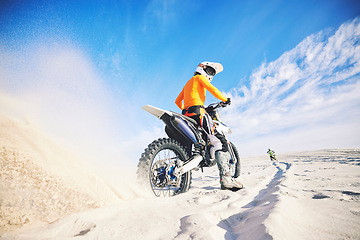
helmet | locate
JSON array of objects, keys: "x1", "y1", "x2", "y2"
[{"x1": 195, "y1": 61, "x2": 223, "y2": 82}]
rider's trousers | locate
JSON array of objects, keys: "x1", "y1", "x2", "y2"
[{"x1": 182, "y1": 105, "x2": 222, "y2": 151}]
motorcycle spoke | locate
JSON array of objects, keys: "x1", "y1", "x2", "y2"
[
  {"x1": 150, "y1": 148, "x2": 181, "y2": 197},
  {"x1": 137, "y1": 138, "x2": 191, "y2": 197}
]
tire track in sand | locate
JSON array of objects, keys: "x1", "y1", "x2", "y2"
[{"x1": 219, "y1": 161, "x2": 291, "y2": 240}]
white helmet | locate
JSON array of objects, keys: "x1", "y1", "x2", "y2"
[{"x1": 195, "y1": 61, "x2": 223, "y2": 82}]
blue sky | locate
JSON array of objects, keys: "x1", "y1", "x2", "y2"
[{"x1": 0, "y1": 0, "x2": 360, "y2": 165}]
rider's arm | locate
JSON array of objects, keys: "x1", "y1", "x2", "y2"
[
  {"x1": 198, "y1": 75, "x2": 227, "y2": 102},
  {"x1": 175, "y1": 88, "x2": 184, "y2": 110}
]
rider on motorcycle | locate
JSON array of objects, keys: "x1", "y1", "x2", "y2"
[
  {"x1": 267, "y1": 148, "x2": 276, "y2": 161},
  {"x1": 175, "y1": 61, "x2": 243, "y2": 191}
]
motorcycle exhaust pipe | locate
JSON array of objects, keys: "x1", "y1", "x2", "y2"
[
  {"x1": 170, "y1": 116, "x2": 198, "y2": 144},
  {"x1": 175, "y1": 154, "x2": 203, "y2": 175}
]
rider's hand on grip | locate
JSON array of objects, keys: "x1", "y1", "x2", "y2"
[
  {"x1": 225, "y1": 98, "x2": 231, "y2": 105},
  {"x1": 221, "y1": 98, "x2": 231, "y2": 107}
]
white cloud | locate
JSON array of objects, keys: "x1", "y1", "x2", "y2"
[{"x1": 222, "y1": 18, "x2": 360, "y2": 156}]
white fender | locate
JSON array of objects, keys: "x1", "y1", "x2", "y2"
[{"x1": 142, "y1": 105, "x2": 173, "y2": 119}]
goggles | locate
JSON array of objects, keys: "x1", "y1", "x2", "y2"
[{"x1": 204, "y1": 66, "x2": 216, "y2": 76}]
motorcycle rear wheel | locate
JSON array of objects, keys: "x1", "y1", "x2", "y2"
[{"x1": 137, "y1": 138, "x2": 192, "y2": 197}]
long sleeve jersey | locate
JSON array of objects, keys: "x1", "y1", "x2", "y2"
[{"x1": 175, "y1": 74, "x2": 227, "y2": 110}]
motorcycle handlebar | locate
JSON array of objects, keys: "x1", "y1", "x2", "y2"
[
  {"x1": 206, "y1": 101, "x2": 229, "y2": 111},
  {"x1": 219, "y1": 102, "x2": 229, "y2": 108}
]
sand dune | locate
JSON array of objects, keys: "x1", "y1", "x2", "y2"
[
  {"x1": 0, "y1": 115, "x2": 122, "y2": 235},
  {"x1": 1, "y1": 115, "x2": 359, "y2": 239}
]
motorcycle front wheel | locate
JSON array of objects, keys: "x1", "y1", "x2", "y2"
[
  {"x1": 137, "y1": 138, "x2": 192, "y2": 197},
  {"x1": 229, "y1": 142, "x2": 241, "y2": 178}
]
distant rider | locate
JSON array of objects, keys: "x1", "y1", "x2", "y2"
[
  {"x1": 175, "y1": 61, "x2": 243, "y2": 191},
  {"x1": 267, "y1": 149, "x2": 276, "y2": 161}
]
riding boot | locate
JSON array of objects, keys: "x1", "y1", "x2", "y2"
[{"x1": 215, "y1": 150, "x2": 244, "y2": 191}]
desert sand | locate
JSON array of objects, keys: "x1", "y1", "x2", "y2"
[{"x1": 1, "y1": 115, "x2": 359, "y2": 240}]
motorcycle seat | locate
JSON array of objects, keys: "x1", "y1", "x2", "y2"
[
  {"x1": 170, "y1": 111, "x2": 198, "y2": 126},
  {"x1": 180, "y1": 115, "x2": 198, "y2": 126}
]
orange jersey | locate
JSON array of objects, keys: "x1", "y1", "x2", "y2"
[{"x1": 175, "y1": 74, "x2": 227, "y2": 110}]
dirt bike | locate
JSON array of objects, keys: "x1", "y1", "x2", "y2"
[
  {"x1": 137, "y1": 102, "x2": 241, "y2": 197},
  {"x1": 269, "y1": 154, "x2": 277, "y2": 161},
  {"x1": 267, "y1": 150, "x2": 276, "y2": 161}
]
